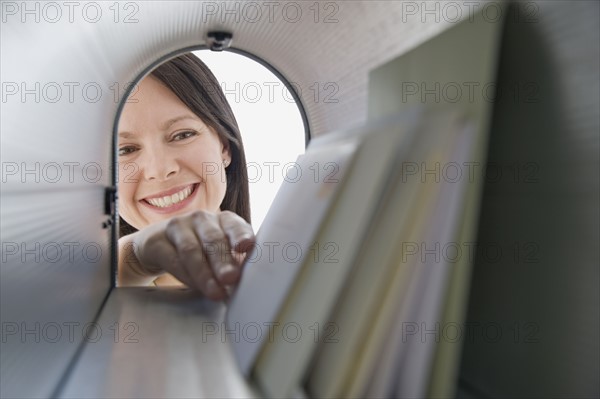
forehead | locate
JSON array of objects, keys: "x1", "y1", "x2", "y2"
[{"x1": 118, "y1": 75, "x2": 203, "y2": 134}]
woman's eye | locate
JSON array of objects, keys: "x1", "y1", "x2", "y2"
[
  {"x1": 172, "y1": 130, "x2": 198, "y2": 141},
  {"x1": 118, "y1": 146, "x2": 138, "y2": 156}
]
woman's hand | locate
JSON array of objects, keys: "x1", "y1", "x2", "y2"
[{"x1": 118, "y1": 210, "x2": 255, "y2": 301}]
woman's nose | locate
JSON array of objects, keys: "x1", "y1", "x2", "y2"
[{"x1": 141, "y1": 147, "x2": 179, "y2": 181}]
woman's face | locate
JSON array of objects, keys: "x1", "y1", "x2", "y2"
[{"x1": 117, "y1": 75, "x2": 231, "y2": 230}]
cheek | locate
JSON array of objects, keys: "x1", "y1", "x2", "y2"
[
  {"x1": 117, "y1": 167, "x2": 139, "y2": 213},
  {"x1": 118, "y1": 162, "x2": 141, "y2": 186},
  {"x1": 182, "y1": 147, "x2": 222, "y2": 176},
  {"x1": 118, "y1": 186, "x2": 133, "y2": 208},
  {"x1": 118, "y1": 174, "x2": 136, "y2": 201},
  {"x1": 182, "y1": 150, "x2": 227, "y2": 203}
]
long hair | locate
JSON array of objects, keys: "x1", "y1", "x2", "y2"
[{"x1": 119, "y1": 53, "x2": 251, "y2": 237}]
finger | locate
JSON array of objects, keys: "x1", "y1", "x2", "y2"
[
  {"x1": 132, "y1": 225, "x2": 176, "y2": 274},
  {"x1": 219, "y1": 211, "x2": 256, "y2": 254},
  {"x1": 136, "y1": 229, "x2": 196, "y2": 289},
  {"x1": 163, "y1": 215, "x2": 227, "y2": 301},
  {"x1": 204, "y1": 277, "x2": 228, "y2": 301},
  {"x1": 164, "y1": 217, "x2": 220, "y2": 296},
  {"x1": 192, "y1": 211, "x2": 237, "y2": 287}
]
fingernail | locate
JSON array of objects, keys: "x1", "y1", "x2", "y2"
[
  {"x1": 219, "y1": 264, "x2": 236, "y2": 279},
  {"x1": 234, "y1": 236, "x2": 254, "y2": 252},
  {"x1": 206, "y1": 278, "x2": 218, "y2": 293}
]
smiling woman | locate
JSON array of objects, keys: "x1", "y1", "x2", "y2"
[
  {"x1": 116, "y1": 53, "x2": 255, "y2": 298},
  {"x1": 118, "y1": 78, "x2": 233, "y2": 228}
]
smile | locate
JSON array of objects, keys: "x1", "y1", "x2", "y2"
[{"x1": 143, "y1": 184, "x2": 195, "y2": 208}]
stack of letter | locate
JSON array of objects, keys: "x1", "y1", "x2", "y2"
[{"x1": 227, "y1": 106, "x2": 479, "y2": 398}]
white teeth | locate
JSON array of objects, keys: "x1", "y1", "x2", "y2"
[{"x1": 146, "y1": 185, "x2": 193, "y2": 208}]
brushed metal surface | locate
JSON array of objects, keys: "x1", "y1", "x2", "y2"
[{"x1": 59, "y1": 287, "x2": 258, "y2": 399}]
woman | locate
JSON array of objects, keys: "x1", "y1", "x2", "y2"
[{"x1": 117, "y1": 53, "x2": 255, "y2": 301}]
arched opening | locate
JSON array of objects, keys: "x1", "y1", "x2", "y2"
[{"x1": 114, "y1": 48, "x2": 307, "y2": 235}]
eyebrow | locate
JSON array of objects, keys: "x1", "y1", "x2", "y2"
[
  {"x1": 118, "y1": 115, "x2": 201, "y2": 138},
  {"x1": 160, "y1": 115, "x2": 200, "y2": 130}
]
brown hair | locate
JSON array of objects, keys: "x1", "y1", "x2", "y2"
[{"x1": 119, "y1": 53, "x2": 251, "y2": 237}]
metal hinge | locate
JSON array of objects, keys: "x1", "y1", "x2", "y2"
[
  {"x1": 206, "y1": 31, "x2": 233, "y2": 51},
  {"x1": 103, "y1": 186, "x2": 117, "y2": 229}
]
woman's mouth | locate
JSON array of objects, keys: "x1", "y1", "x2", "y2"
[{"x1": 141, "y1": 183, "x2": 198, "y2": 212}]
